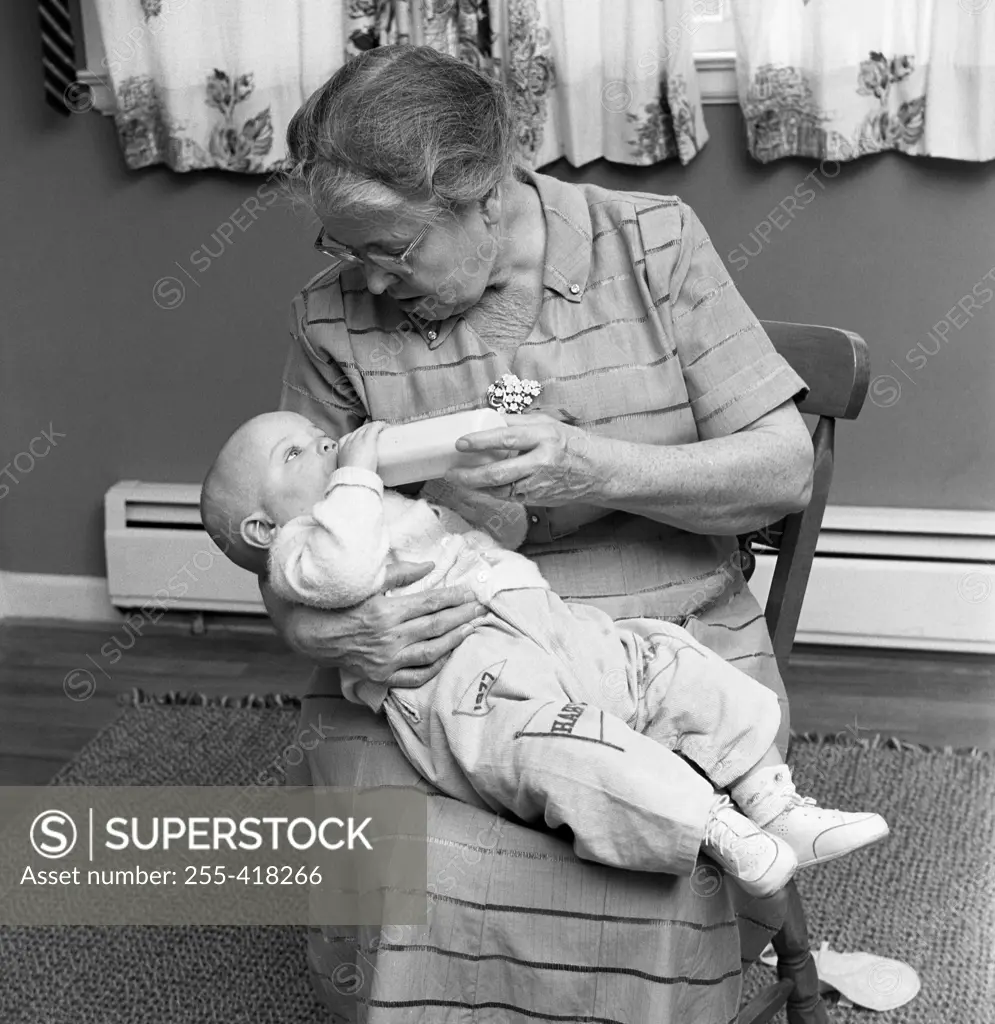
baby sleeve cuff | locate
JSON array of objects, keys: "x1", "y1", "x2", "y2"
[{"x1": 325, "y1": 466, "x2": 384, "y2": 498}]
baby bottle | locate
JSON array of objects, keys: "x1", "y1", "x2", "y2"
[{"x1": 376, "y1": 409, "x2": 512, "y2": 487}]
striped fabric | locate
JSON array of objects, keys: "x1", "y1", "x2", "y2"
[
  {"x1": 39, "y1": 0, "x2": 76, "y2": 115},
  {"x1": 277, "y1": 168, "x2": 808, "y2": 1020},
  {"x1": 300, "y1": 693, "x2": 782, "y2": 1024}
]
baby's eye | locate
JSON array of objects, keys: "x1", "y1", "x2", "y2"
[{"x1": 285, "y1": 445, "x2": 303, "y2": 462}]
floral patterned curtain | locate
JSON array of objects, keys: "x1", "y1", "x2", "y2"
[
  {"x1": 731, "y1": 0, "x2": 995, "y2": 164},
  {"x1": 535, "y1": 0, "x2": 708, "y2": 167},
  {"x1": 347, "y1": 0, "x2": 708, "y2": 168},
  {"x1": 92, "y1": 0, "x2": 344, "y2": 172},
  {"x1": 92, "y1": 0, "x2": 707, "y2": 173}
]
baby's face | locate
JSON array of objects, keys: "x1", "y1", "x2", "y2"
[{"x1": 246, "y1": 413, "x2": 339, "y2": 525}]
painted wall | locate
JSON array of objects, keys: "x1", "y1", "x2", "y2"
[{"x1": 2, "y1": 1, "x2": 993, "y2": 578}]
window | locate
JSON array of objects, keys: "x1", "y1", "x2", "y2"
[
  {"x1": 691, "y1": 0, "x2": 736, "y2": 54},
  {"x1": 692, "y1": 0, "x2": 737, "y2": 105}
]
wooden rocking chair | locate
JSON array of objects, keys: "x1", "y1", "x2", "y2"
[{"x1": 735, "y1": 320, "x2": 871, "y2": 1024}]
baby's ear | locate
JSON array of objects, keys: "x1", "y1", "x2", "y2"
[{"x1": 241, "y1": 513, "x2": 278, "y2": 550}]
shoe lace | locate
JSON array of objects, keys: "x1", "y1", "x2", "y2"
[
  {"x1": 702, "y1": 794, "x2": 739, "y2": 868},
  {"x1": 778, "y1": 778, "x2": 818, "y2": 811}
]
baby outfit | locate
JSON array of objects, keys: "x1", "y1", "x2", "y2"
[{"x1": 268, "y1": 466, "x2": 782, "y2": 874}]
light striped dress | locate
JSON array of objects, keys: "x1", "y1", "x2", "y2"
[{"x1": 279, "y1": 167, "x2": 808, "y2": 1023}]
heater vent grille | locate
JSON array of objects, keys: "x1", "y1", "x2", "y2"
[{"x1": 105, "y1": 481, "x2": 263, "y2": 614}]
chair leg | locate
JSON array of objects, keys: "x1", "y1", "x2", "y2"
[
  {"x1": 772, "y1": 881, "x2": 831, "y2": 1024},
  {"x1": 737, "y1": 980, "x2": 795, "y2": 1024},
  {"x1": 734, "y1": 889, "x2": 792, "y2": 1024}
]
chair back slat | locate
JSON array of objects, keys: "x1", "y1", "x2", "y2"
[{"x1": 759, "y1": 321, "x2": 870, "y2": 420}]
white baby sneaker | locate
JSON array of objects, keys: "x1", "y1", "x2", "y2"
[
  {"x1": 760, "y1": 940, "x2": 921, "y2": 1012},
  {"x1": 738, "y1": 766, "x2": 889, "y2": 869},
  {"x1": 700, "y1": 794, "x2": 798, "y2": 898}
]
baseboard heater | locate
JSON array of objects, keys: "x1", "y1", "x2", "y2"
[
  {"x1": 750, "y1": 507, "x2": 995, "y2": 654},
  {"x1": 105, "y1": 481, "x2": 266, "y2": 615},
  {"x1": 104, "y1": 482, "x2": 995, "y2": 652}
]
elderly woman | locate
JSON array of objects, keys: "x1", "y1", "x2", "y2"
[{"x1": 264, "y1": 44, "x2": 813, "y2": 1024}]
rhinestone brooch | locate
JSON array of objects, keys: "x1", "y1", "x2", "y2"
[{"x1": 486, "y1": 373, "x2": 542, "y2": 414}]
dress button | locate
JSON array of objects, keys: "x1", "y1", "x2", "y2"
[
  {"x1": 426, "y1": 330, "x2": 438, "y2": 341},
  {"x1": 569, "y1": 284, "x2": 580, "y2": 295},
  {"x1": 476, "y1": 571, "x2": 488, "y2": 582},
  {"x1": 529, "y1": 514, "x2": 539, "y2": 524}
]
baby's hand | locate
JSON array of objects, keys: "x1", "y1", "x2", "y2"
[{"x1": 337, "y1": 421, "x2": 386, "y2": 473}]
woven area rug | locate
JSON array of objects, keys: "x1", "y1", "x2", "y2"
[
  {"x1": 740, "y1": 733, "x2": 995, "y2": 1024},
  {"x1": 1, "y1": 692, "x2": 992, "y2": 1024}
]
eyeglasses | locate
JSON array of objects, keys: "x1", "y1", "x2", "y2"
[{"x1": 313, "y1": 211, "x2": 440, "y2": 272}]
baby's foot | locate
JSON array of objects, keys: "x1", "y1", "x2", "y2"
[
  {"x1": 740, "y1": 766, "x2": 889, "y2": 868},
  {"x1": 700, "y1": 794, "x2": 797, "y2": 898}
]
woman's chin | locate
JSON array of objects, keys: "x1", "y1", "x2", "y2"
[{"x1": 403, "y1": 296, "x2": 459, "y2": 319}]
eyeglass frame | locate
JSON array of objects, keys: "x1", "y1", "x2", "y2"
[{"x1": 313, "y1": 210, "x2": 442, "y2": 272}]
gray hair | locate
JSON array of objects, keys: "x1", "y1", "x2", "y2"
[{"x1": 280, "y1": 45, "x2": 520, "y2": 225}]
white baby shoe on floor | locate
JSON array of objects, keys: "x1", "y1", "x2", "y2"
[
  {"x1": 700, "y1": 794, "x2": 797, "y2": 898},
  {"x1": 760, "y1": 940, "x2": 921, "y2": 1012}
]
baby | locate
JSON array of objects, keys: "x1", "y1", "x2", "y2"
[{"x1": 201, "y1": 410, "x2": 888, "y2": 898}]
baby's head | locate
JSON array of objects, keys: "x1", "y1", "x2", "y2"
[{"x1": 201, "y1": 411, "x2": 339, "y2": 575}]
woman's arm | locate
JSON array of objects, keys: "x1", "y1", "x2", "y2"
[
  {"x1": 447, "y1": 400, "x2": 813, "y2": 537},
  {"x1": 595, "y1": 199, "x2": 813, "y2": 534},
  {"x1": 448, "y1": 198, "x2": 815, "y2": 537},
  {"x1": 590, "y1": 400, "x2": 814, "y2": 535},
  {"x1": 260, "y1": 565, "x2": 488, "y2": 687}
]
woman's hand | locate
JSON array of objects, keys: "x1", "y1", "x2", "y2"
[
  {"x1": 444, "y1": 409, "x2": 606, "y2": 507},
  {"x1": 261, "y1": 560, "x2": 487, "y2": 688}
]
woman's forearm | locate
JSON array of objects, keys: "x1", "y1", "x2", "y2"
[
  {"x1": 585, "y1": 421, "x2": 813, "y2": 536},
  {"x1": 259, "y1": 576, "x2": 343, "y2": 666}
]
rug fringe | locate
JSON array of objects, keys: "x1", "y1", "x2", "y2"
[
  {"x1": 122, "y1": 687, "x2": 302, "y2": 709},
  {"x1": 789, "y1": 728, "x2": 992, "y2": 758}
]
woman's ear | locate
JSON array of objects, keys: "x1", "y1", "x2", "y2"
[
  {"x1": 480, "y1": 182, "x2": 503, "y2": 226},
  {"x1": 241, "y1": 513, "x2": 278, "y2": 550}
]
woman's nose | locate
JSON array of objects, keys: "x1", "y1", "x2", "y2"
[{"x1": 363, "y1": 261, "x2": 398, "y2": 295}]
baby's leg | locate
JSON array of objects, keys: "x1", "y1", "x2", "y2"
[
  {"x1": 441, "y1": 693, "x2": 720, "y2": 877},
  {"x1": 625, "y1": 620, "x2": 890, "y2": 869},
  {"x1": 383, "y1": 599, "x2": 714, "y2": 876},
  {"x1": 384, "y1": 599, "x2": 798, "y2": 895},
  {"x1": 625, "y1": 619, "x2": 783, "y2": 790}
]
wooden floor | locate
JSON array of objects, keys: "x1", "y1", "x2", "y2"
[{"x1": 1, "y1": 616, "x2": 993, "y2": 786}]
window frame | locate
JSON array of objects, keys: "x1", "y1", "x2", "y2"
[{"x1": 77, "y1": 0, "x2": 114, "y2": 115}]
